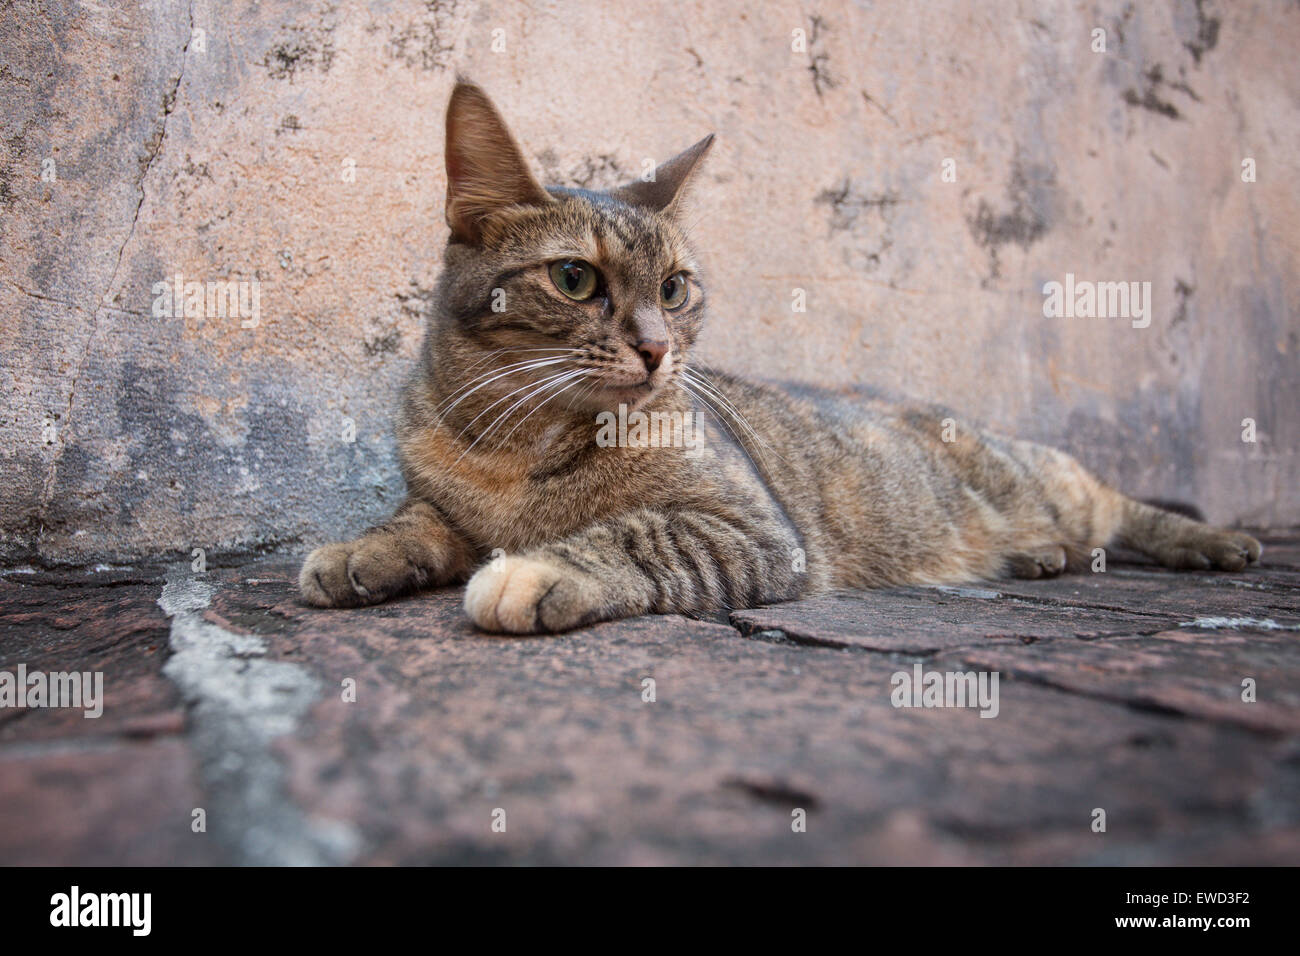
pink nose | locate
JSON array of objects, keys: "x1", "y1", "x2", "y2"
[{"x1": 636, "y1": 340, "x2": 668, "y2": 372}]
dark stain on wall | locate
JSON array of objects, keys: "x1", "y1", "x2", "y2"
[
  {"x1": 965, "y1": 158, "x2": 1057, "y2": 282},
  {"x1": 386, "y1": 0, "x2": 460, "y2": 71},
  {"x1": 1171, "y1": 278, "x2": 1194, "y2": 329},
  {"x1": 262, "y1": 6, "x2": 339, "y2": 81},
  {"x1": 815, "y1": 179, "x2": 900, "y2": 272},
  {"x1": 536, "y1": 149, "x2": 632, "y2": 190},
  {"x1": 1122, "y1": 64, "x2": 1200, "y2": 121},
  {"x1": 806, "y1": 15, "x2": 835, "y2": 98},
  {"x1": 1182, "y1": 0, "x2": 1221, "y2": 64},
  {"x1": 364, "y1": 330, "x2": 403, "y2": 356}
]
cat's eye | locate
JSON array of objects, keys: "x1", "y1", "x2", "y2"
[
  {"x1": 549, "y1": 260, "x2": 599, "y2": 301},
  {"x1": 660, "y1": 272, "x2": 689, "y2": 310}
]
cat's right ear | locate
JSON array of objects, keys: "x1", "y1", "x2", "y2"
[{"x1": 444, "y1": 80, "x2": 552, "y2": 244}]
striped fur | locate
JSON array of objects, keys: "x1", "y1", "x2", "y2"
[{"x1": 299, "y1": 82, "x2": 1262, "y2": 633}]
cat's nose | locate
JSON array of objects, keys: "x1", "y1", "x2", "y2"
[{"x1": 636, "y1": 340, "x2": 669, "y2": 373}]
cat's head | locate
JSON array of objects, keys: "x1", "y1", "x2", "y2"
[{"x1": 432, "y1": 80, "x2": 713, "y2": 417}]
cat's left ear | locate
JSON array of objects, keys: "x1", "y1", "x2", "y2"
[{"x1": 612, "y1": 134, "x2": 715, "y2": 216}]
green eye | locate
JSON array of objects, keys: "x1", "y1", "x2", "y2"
[
  {"x1": 660, "y1": 272, "x2": 689, "y2": 309},
  {"x1": 549, "y1": 260, "x2": 598, "y2": 301}
]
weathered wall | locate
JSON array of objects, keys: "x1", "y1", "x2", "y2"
[{"x1": 1, "y1": 0, "x2": 1296, "y2": 566}]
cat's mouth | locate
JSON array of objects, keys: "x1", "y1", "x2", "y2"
[
  {"x1": 600, "y1": 379, "x2": 654, "y2": 402},
  {"x1": 593, "y1": 375, "x2": 658, "y2": 410}
]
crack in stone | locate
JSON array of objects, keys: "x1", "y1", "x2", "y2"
[
  {"x1": 929, "y1": 652, "x2": 1287, "y2": 738},
  {"x1": 42, "y1": 0, "x2": 198, "y2": 540},
  {"x1": 727, "y1": 614, "x2": 1171, "y2": 657},
  {"x1": 725, "y1": 582, "x2": 1187, "y2": 654},
  {"x1": 100, "y1": 0, "x2": 195, "y2": 312},
  {"x1": 2, "y1": 279, "x2": 79, "y2": 311}
]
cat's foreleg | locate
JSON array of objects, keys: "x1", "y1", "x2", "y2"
[
  {"x1": 463, "y1": 508, "x2": 801, "y2": 634},
  {"x1": 299, "y1": 498, "x2": 475, "y2": 607}
]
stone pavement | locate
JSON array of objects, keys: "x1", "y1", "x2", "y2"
[{"x1": 2, "y1": 534, "x2": 1298, "y2": 865}]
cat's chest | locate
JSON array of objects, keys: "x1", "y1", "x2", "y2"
[{"x1": 404, "y1": 425, "x2": 685, "y2": 550}]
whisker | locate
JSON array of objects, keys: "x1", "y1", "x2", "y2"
[
  {"x1": 433, "y1": 356, "x2": 575, "y2": 426},
  {"x1": 674, "y1": 376, "x2": 777, "y2": 478},
  {"x1": 440, "y1": 349, "x2": 579, "y2": 399},
  {"x1": 674, "y1": 378, "x2": 747, "y2": 454},
  {"x1": 681, "y1": 366, "x2": 787, "y2": 468},
  {"x1": 452, "y1": 366, "x2": 578, "y2": 442},
  {"x1": 436, "y1": 348, "x2": 581, "y2": 408},
  {"x1": 456, "y1": 369, "x2": 588, "y2": 462},
  {"x1": 565, "y1": 378, "x2": 601, "y2": 412},
  {"x1": 500, "y1": 373, "x2": 591, "y2": 443},
  {"x1": 684, "y1": 368, "x2": 782, "y2": 453},
  {"x1": 448, "y1": 347, "x2": 575, "y2": 391}
]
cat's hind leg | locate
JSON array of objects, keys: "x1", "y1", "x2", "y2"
[
  {"x1": 999, "y1": 440, "x2": 1260, "y2": 574},
  {"x1": 1112, "y1": 497, "x2": 1262, "y2": 571},
  {"x1": 299, "y1": 499, "x2": 474, "y2": 607}
]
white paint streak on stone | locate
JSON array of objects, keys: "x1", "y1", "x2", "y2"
[
  {"x1": 157, "y1": 570, "x2": 360, "y2": 865},
  {"x1": 1181, "y1": 616, "x2": 1300, "y2": 631},
  {"x1": 933, "y1": 585, "x2": 1002, "y2": 600}
]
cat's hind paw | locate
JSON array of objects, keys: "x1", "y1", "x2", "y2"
[
  {"x1": 1154, "y1": 528, "x2": 1263, "y2": 572},
  {"x1": 464, "y1": 555, "x2": 602, "y2": 634},
  {"x1": 1004, "y1": 545, "x2": 1068, "y2": 579}
]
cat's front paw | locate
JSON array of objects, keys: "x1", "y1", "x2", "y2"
[
  {"x1": 299, "y1": 538, "x2": 424, "y2": 608},
  {"x1": 463, "y1": 555, "x2": 601, "y2": 634},
  {"x1": 300, "y1": 543, "x2": 362, "y2": 607},
  {"x1": 1157, "y1": 527, "x2": 1263, "y2": 572}
]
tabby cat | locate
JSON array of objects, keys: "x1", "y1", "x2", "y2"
[{"x1": 299, "y1": 81, "x2": 1262, "y2": 633}]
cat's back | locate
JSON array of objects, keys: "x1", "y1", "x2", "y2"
[
  {"x1": 695, "y1": 366, "x2": 1048, "y2": 587},
  {"x1": 694, "y1": 366, "x2": 962, "y2": 462}
]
